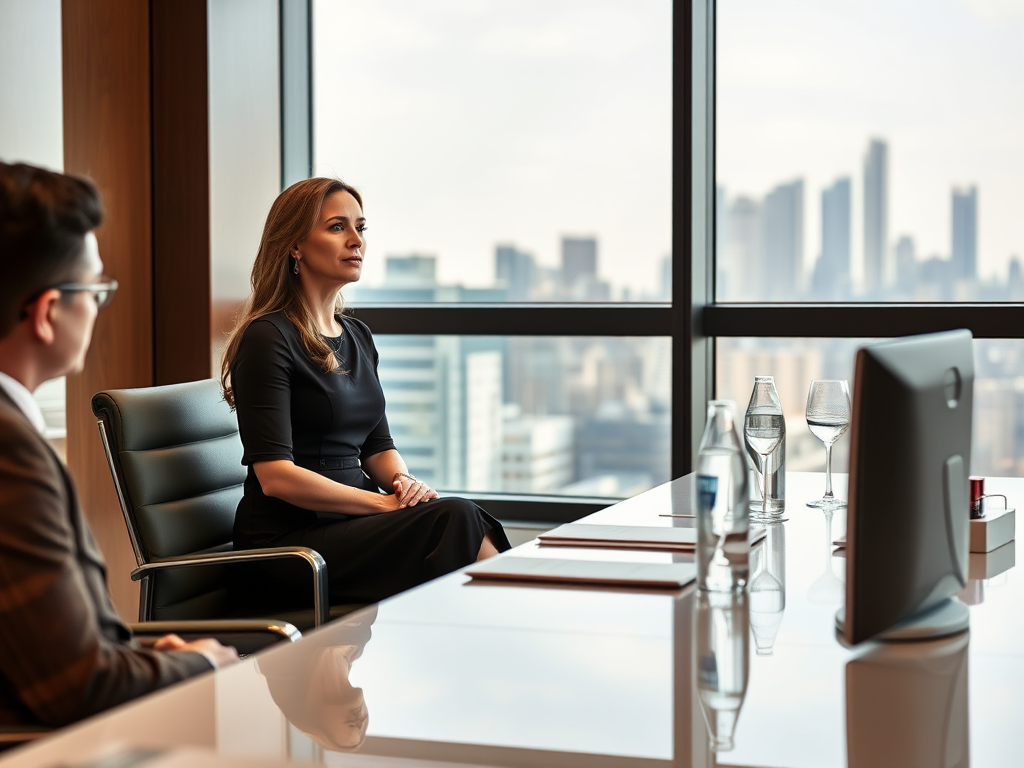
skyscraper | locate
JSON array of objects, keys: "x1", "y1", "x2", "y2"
[
  {"x1": 561, "y1": 236, "x2": 609, "y2": 300},
  {"x1": 562, "y1": 237, "x2": 597, "y2": 284},
  {"x1": 722, "y1": 195, "x2": 762, "y2": 300},
  {"x1": 863, "y1": 138, "x2": 889, "y2": 295},
  {"x1": 495, "y1": 244, "x2": 536, "y2": 301},
  {"x1": 951, "y1": 186, "x2": 978, "y2": 281},
  {"x1": 813, "y1": 177, "x2": 851, "y2": 299},
  {"x1": 894, "y1": 235, "x2": 917, "y2": 295},
  {"x1": 762, "y1": 179, "x2": 804, "y2": 299}
]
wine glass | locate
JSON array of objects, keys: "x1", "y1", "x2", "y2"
[
  {"x1": 805, "y1": 380, "x2": 852, "y2": 509},
  {"x1": 744, "y1": 377, "x2": 784, "y2": 522}
]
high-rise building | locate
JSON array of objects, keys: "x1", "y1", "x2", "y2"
[
  {"x1": 762, "y1": 179, "x2": 804, "y2": 299},
  {"x1": 951, "y1": 186, "x2": 978, "y2": 281},
  {"x1": 813, "y1": 177, "x2": 851, "y2": 299},
  {"x1": 562, "y1": 237, "x2": 597, "y2": 284},
  {"x1": 354, "y1": 256, "x2": 505, "y2": 490},
  {"x1": 500, "y1": 411, "x2": 574, "y2": 494},
  {"x1": 722, "y1": 195, "x2": 762, "y2": 300},
  {"x1": 561, "y1": 236, "x2": 609, "y2": 299},
  {"x1": 1010, "y1": 258, "x2": 1024, "y2": 301},
  {"x1": 495, "y1": 244, "x2": 536, "y2": 301},
  {"x1": 894, "y1": 235, "x2": 917, "y2": 295},
  {"x1": 384, "y1": 254, "x2": 437, "y2": 287},
  {"x1": 863, "y1": 138, "x2": 889, "y2": 295}
]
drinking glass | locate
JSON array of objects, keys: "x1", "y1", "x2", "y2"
[
  {"x1": 805, "y1": 380, "x2": 852, "y2": 509},
  {"x1": 744, "y1": 376, "x2": 784, "y2": 523}
]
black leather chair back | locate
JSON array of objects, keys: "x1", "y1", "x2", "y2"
[{"x1": 91, "y1": 379, "x2": 245, "y2": 620}]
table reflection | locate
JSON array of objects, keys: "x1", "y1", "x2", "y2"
[
  {"x1": 257, "y1": 606, "x2": 377, "y2": 752},
  {"x1": 846, "y1": 633, "x2": 969, "y2": 768},
  {"x1": 749, "y1": 523, "x2": 786, "y2": 655},
  {"x1": 695, "y1": 590, "x2": 750, "y2": 754}
]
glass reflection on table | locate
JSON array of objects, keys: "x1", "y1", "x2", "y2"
[
  {"x1": 695, "y1": 589, "x2": 750, "y2": 754},
  {"x1": 749, "y1": 523, "x2": 786, "y2": 655}
]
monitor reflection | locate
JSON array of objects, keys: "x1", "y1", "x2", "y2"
[{"x1": 846, "y1": 633, "x2": 969, "y2": 768}]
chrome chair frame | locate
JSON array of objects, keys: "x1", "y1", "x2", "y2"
[{"x1": 95, "y1": 393, "x2": 330, "y2": 628}]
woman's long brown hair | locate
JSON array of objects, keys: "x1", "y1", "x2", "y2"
[{"x1": 220, "y1": 177, "x2": 363, "y2": 408}]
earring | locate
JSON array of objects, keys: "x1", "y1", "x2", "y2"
[{"x1": 293, "y1": 258, "x2": 300, "y2": 275}]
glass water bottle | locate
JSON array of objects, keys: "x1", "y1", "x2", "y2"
[{"x1": 694, "y1": 400, "x2": 750, "y2": 592}]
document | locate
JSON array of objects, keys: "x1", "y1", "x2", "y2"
[
  {"x1": 466, "y1": 556, "x2": 697, "y2": 589},
  {"x1": 537, "y1": 523, "x2": 767, "y2": 551}
]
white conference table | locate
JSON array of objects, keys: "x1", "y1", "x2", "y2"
[{"x1": 0, "y1": 472, "x2": 1019, "y2": 768}]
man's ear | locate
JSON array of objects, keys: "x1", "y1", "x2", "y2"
[{"x1": 24, "y1": 289, "x2": 61, "y2": 345}]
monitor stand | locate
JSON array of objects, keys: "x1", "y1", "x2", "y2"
[{"x1": 835, "y1": 597, "x2": 970, "y2": 644}]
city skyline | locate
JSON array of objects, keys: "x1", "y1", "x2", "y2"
[
  {"x1": 718, "y1": 0, "x2": 1024, "y2": 285},
  {"x1": 718, "y1": 137, "x2": 1022, "y2": 303}
]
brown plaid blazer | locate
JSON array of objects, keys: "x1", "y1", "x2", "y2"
[{"x1": 0, "y1": 389, "x2": 211, "y2": 727}]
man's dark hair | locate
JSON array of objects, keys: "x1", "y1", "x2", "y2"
[{"x1": 0, "y1": 162, "x2": 104, "y2": 337}]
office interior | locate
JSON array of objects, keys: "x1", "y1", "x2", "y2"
[{"x1": 2, "y1": 0, "x2": 1020, "y2": 738}]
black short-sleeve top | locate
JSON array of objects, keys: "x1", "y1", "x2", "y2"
[{"x1": 231, "y1": 311, "x2": 396, "y2": 472}]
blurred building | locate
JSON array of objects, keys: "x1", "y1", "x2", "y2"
[
  {"x1": 863, "y1": 138, "x2": 889, "y2": 294},
  {"x1": 762, "y1": 179, "x2": 804, "y2": 300},
  {"x1": 500, "y1": 410, "x2": 574, "y2": 494},
  {"x1": 812, "y1": 177, "x2": 851, "y2": 300},
  {"x1": 951, "y1": 186, "x2": 978, "y2": 281}
]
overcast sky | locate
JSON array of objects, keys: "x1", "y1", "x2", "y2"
[
  {"x1": 313, "y1": 0, "x2": 672, "y2": 296},
  {"x1": 313, "y1": 0, "x2": 1023, "y2": 295},
  {"x1": 718, "y1": 0, "x2": 1024, "y2": 286}
]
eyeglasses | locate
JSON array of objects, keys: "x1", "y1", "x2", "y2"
[
  {"x1": 50, "y1": 277, "x2": 119, "y2": 310},
  {"x1": 20, "y1": 277, "x2": 119, "y2": 319}
]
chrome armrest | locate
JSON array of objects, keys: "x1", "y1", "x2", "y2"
[
  {"x1": 131, "y1": 547, "x2": 329, "y2": 627},
  {"x1": 129, "y1": 619, "x2": 302, "y2": 645}
]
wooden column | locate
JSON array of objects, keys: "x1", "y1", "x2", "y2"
[{"x1": 62, "y1": 0, "x2": 211, "y2": 619}]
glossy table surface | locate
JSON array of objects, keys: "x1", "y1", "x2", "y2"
[{"x1": 1, "y1": 472, "x2": 1019, "y2": 768}]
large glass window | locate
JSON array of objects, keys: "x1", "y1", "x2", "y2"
[
  {"x1": 311, "y1": 0, "x2": 675, "y2": 504},
  {"x1": 372, "y1": 333, "x2": 671, "y2": 497},
  {"x1": 312, "y1": 0, "x2": 672, "y2": 303},
  {"x1": 0, "y1": 0, "x2": 66, "y2": 455},
  {"x1": 718, "y1": 338, "x2": 1024, "y2": 478},
  {"x1": 716, "y1": 0, "x2": 1024, "y2": 303}
]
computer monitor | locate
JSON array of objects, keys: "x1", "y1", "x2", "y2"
[{"x1": 837, "y1": 329, "x2": 974, "y2": 646}]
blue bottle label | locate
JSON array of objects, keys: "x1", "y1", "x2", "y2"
[
  {"x1": 697, "y1": 474, "x2": 718, "y2": 512},
  {"x1": 699, "y1": 653, "x2": 719, "y2": 687}
]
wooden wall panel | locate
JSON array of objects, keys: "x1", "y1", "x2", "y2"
[
  {"x1": 152, "y1": 0, "x2": 211, "y2": 386},
  {"x1": 62, "y1": 0, "x2": 213, "y2": 620},
  {"x1": 63, "y1": 0, "x2": 153, "y2": 619}
]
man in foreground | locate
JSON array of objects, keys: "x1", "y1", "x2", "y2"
[{"x1": 0, "y1": 161, "x2": 238, "y2": 728}]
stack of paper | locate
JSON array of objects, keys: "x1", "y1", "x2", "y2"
[
  {"x1": 536, "y1": 523, "x2": 766, "y2": 551},
  {"x1": 466, "y1": 556, "x2": 697, "y2": 589}
]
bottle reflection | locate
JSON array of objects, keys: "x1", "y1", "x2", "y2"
[
  {"x1": 258, "y1": 605, "x2": 377, "y2": 753},
  {"x1": 695, "y1": 590, "x2": 750, "y2": 753},
  {"x1": 749, "y1": 522, "x2": 785, "y2": 655},
  {"x1": 846, "y1": 633, "x2": 969, "y2": 768}
]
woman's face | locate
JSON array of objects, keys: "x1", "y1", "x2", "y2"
[{"x1": 293, "y1": 190, "x2": 366, "y2": 288}]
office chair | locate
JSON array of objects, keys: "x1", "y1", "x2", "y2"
[{"x1": 92, "y1": 379, "x2": 355, "y2": 631}]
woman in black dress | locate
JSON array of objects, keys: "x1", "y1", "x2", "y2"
[{"x1": 220, "y1": 177, "x2": 510, "y2": 604}]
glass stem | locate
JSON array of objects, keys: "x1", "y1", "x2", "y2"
[{"x1": 823, "y1": 442, "x2": 834, "y2": 498}]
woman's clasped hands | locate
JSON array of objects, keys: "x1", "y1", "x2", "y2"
[{"x1": 391, "y1": 472, "x2": 439, "y2": 508}]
